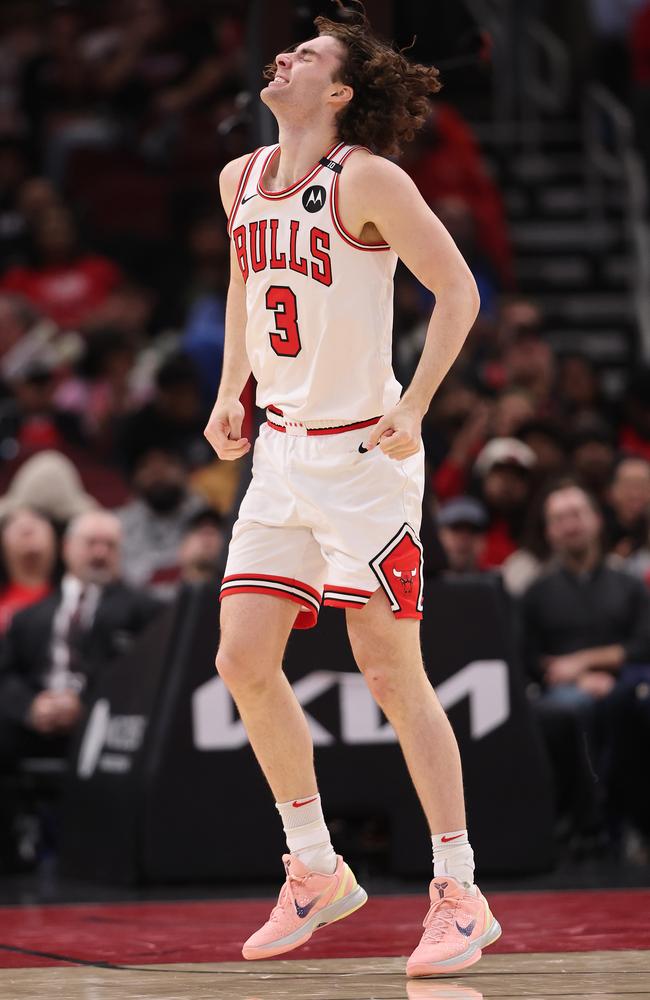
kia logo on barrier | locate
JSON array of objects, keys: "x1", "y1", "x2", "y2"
[{"x1": 191, "y1": 661, "x2": 510, "y2": 751}]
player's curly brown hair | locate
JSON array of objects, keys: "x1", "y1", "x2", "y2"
[{"x1": 263, "y1": 2, "x2": 441, "y2": 157}]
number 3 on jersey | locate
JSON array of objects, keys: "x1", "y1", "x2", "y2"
[{"x1": 266, "y1": 285, "x2": 301, "y2": 357}]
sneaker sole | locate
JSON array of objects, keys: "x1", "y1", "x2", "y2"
[
  {"x1": 406, "y1": 916, "x2": 502, "y2": 977},
  {"x1": 242, "y1": 884, "x2": 368, "y2": 960}
]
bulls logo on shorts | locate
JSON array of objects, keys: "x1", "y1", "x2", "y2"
[{"x1": 370, "y1": 523, "x2": 424, "y2": 619}]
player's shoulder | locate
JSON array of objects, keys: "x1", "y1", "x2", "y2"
[
  {"x1": 342, "y1": 148, "x2": 411, "y2": 192},
  {"x1": 218, "y1": 151, "x2": 260, "y2": 214}
]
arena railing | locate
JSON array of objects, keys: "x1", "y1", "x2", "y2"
[{"x1": 584, "y1": 83, "x2": 650, "y2": 363}]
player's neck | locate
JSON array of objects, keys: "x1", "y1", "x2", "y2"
[{"x1": 271, "y1": 122, "x2": 340, "y2": 189}]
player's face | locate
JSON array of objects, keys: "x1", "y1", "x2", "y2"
[{"x1": 261, "y1": 34, "x2": 347, "y2": 118}]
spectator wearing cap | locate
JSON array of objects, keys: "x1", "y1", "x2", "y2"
[
  {"x1": 116, "y1": 445, "x2": 206, "y2": 600},
  {"x1": 0, "y1": 450, "x2": 97, "y2": 527},
  {"x1": 473, "y1": 437, "x2": 537, "y2": 568},
  {"x1": 436, "y1": 496, "x2": 489, "y2": 575}
]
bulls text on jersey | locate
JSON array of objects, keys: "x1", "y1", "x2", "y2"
[{"x1": 232, "y1": 219, "x2": 332, "y2": 287}]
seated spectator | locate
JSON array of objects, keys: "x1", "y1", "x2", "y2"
[
  {"x1": 502, "y1": 327, "x2": 556, "y2": 415},
  {"x1": 1, "y1": 203, "x2": 122, "y2": 330},
  {"x1": 178, "y1": 508, "x2": 225, "y2": 585},
  {"x1": 473, "y1": 438, "x2": 537, "y2": 567},
  {"x1": 619, "y1": 367, "x2": 650, "y2": 460},
  {"x1": 556, "y1": 353, "x2": 610, "y2": 427},
  {"x1": 521, "y1": 480, "x2": 650, "y2": 845},
  {"x1": 0, "y1": 510, "x2": 161, "y2": 767},
  {"x1": 436, "y1": 496, "x2": 488, "y2": 575},
  {"x1": 604, "y1": 456, "x2": 650, "y2": 558},
  {"x1": 400, "y1": 103, "x2": 514, "y2": 287},
  {"x1": 490, "y1": 388, "x2": 535, "y2": 438},
  {"x1": 500, "y1": 491, "x2": 551, "y2": 597},
  {"x1": 523, "y1": 481, "x2": 650, "y2": 704},
  {"x1": 117, "y1": 352, "x2": 211, "y2": 471},
  {"x1": 517, "y1": 419, "x2": 568, "y2": 482},
  {"x1": 116, "y1": 445, "x2": 206, "y2": 599},
  {"x1": 569, "y1": 420, "x2": 617, "y2": 506},
  {"x1": 0, "y1": 450, "x2": 97, "y2": 527},
  {"x1": 0, "y1": 508, "x2": 58, "y2": 635},
  {"x1": 53, "y1": 328, "x2": 144, "y2": 456}
]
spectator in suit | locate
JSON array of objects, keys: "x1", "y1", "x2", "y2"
[{"x1": 0, "y1": 509, "x2": 161, "y2": 768}]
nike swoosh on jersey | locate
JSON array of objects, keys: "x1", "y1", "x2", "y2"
[{"x1": 241, "y1": 193, "x2": 258, "y2": 204}]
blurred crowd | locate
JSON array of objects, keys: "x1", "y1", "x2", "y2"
[{"x1": 0, "y1": 0, "x2": 649, "y2": 876}]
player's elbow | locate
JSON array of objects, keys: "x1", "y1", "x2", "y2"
[{"x1": 436, "y1": 268, "x2": 481, "y2": 325}]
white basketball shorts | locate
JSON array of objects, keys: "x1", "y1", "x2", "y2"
[{"x1": 220, "y1": 412, "x2": 425, "y2": 629}]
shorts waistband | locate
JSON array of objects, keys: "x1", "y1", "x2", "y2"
[{"x1": 266, "y1": 406, "x2": 381, "y2": 437}]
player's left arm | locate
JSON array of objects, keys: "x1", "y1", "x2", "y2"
[{"x1": 343, "y1": 155, "x2": 481, "y2": 460}]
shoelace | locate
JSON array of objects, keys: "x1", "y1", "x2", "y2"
[
  {"x1": 269, "y1": 871, "x2": 310, "y2": 924},
  {"x1": 420, "y1": 897, "x2": 461, "y2": 943}
]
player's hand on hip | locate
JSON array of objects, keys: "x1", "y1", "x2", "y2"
[
  {"x1": 364, "y1": 404, "x2": 422, "y2": 460},
  {"x1": 204, "y1": 398, "x2": 251, "y2": 460}
]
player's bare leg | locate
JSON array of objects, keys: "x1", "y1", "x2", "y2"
[
  {"x1": 216, "y1": 593, "x2": 316, "y2": 800},
  {"x1": 217, "y1": 592, "x2": 367, "y2": 959},
  {"x1": 346, "y1": 588, "x2": 501, "y2": 975},
  {"x1": 346, "y1": 588, "x2": 466, "y2": 833}
]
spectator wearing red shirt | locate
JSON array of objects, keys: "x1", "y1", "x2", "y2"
[
  {"x1": 1, "y1": 204, "x2": 121, "y2": 330},
  {"x1": 401, "y1": 104, "x2": 514, "y2": 288},
  {"x1": 473, "y1": 438, "x2": 537, "y2": 568},
  {"x1": 0, "y1": 508, "x2": 57, "y2": 635}
]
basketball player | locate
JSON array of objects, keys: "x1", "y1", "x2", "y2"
[{"x1": 204, "y1": 7, "x2": 501, "y2": 978}]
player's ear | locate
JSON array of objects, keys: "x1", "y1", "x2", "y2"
[{"x1": 329, "y1": 84, "x2": 353, "y2": 108}]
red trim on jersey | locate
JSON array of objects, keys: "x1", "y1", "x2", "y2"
[
  {"x1": 266, "y1": 413, "x2": 380, "y2": 436},
  {"x1": 267, "y1": 404, "x2": 283, "y2": 416},
  {"x1": 257, "y1": 142, "x2": 345, "y2": 201},
  {"x1": 227, "y1": 147, "x2": 265, "y2": 236},
  {"x1": 331, "y1": 146, "x2": 391, "y2": 252}
]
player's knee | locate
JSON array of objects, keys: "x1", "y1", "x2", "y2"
[
  {"x1": 215, "y1": 644, "x2": 275, "y2": 694},
  {"x1": 363, "y1": 663, "x2": 403, "y2": 708}
]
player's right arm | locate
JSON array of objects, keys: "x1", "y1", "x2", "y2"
[{"x1": 204, "y1": 154, "x2": 253, "y2": 461}]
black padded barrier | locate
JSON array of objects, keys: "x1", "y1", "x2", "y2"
[{"x1": 61, "y1": 576, "x2": 555, "y2": 883}]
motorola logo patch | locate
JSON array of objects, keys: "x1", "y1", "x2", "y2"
[{"x1": 302, "y1": 185, "x2": 326, "y2": 212}]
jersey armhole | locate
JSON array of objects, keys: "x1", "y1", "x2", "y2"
[
  {"x1": 330, "y1": 146, "x2": 392, "y2": 252},
  {"x1": 226, "y1": 147, "x2": 265, "y2": 237}
]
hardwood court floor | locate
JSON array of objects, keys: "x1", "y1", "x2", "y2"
[{"x1": 1, "y1": 952, "x2": 649, "y2": 999}]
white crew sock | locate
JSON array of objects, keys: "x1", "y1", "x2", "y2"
[
  {"x1": 275, "y1": 794, "x2": 337, "y2": 875},
  {"x1": 431, "y1": 829, "x2": 475, "y2": 888}
]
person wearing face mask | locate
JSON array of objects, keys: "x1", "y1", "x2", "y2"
[{"x1": 116, "y1": 445, "x2": 206, "y2": 599}]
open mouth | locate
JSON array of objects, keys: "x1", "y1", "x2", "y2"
[{"x1": 269, "y1": 75, "x2": 289, "y2": 87}]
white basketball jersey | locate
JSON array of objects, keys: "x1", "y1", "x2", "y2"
[{"x1": 227, "y1": 142, "x2": 402, "y2": 420}]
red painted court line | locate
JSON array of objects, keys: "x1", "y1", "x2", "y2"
[{"x1": 0, "y1": 889, "x2": 649, "y2": 969}]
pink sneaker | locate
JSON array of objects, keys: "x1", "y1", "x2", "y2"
[
  {"x1": 242, "y1": 854, "x2": 367, "y2": 960},
  {"x1": 407, "y1": 983, "x2": 485, "y2": 999},
  {"x1": 406, "y1": 875, "x2": 501, "y2": 977}
]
